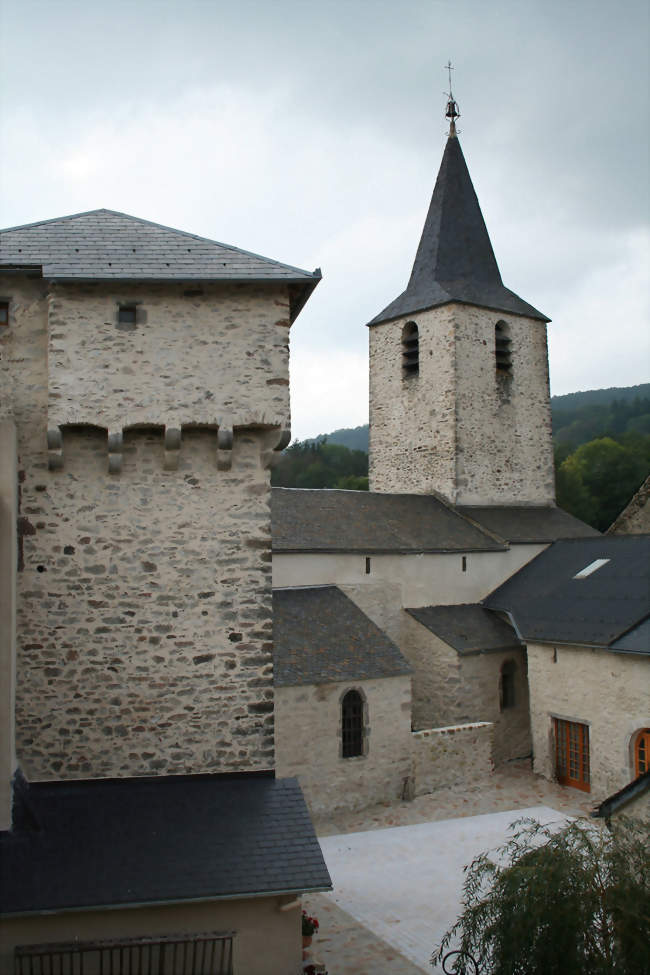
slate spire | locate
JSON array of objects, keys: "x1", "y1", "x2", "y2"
[{"x1": 368, "y1": 107, "x2": 548, "y2": 325}]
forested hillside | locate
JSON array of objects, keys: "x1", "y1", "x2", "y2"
[{"x1": 272, "y1": 384, "x2": 650, "y2": 529}]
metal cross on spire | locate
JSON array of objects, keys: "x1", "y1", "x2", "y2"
[{"x1": 444, "y1": 60, "x2": 460, "y2": 136}]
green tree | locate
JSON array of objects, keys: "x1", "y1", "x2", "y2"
[
  {"x1": 432, "y1": 818, "x2": 650, "y2": 975},
  {"x1": 556, "y1": 435, "x2": 649, "y2": 531}
]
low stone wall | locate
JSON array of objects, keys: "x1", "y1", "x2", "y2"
[{"x1": 412, "y1": 722, "x2": 493, "y2": 797}]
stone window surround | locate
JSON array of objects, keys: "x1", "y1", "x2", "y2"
[
  {"x1": 115, "y1": 300, "x2": 147, "y2": 329},
  {"x1": 338, "y1": 685, "x2": 369, "y2": 760}
]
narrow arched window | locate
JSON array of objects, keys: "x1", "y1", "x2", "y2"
[
  {"x1": 341, "y1": 689, "x2": 364, "y2": 758},
  {"x1": 634, "y1": 728, "x2": 650, "y2": 777},
  {"x1": 495, "y1": 320, "x2": 512, "y2": 374},
  {"x1": 402, "y1": 321, "x2": 419, "y2": 378},
  {"x1": 499, "y1": 660, "x2": 516, "y2": 710}
]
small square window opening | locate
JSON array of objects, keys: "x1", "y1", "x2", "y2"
[
  {"x1": 118, "y1": 305, "x2": 137, "y2": 325},
  {"x1": 0, "y1": 301, "x2": 9, "y2": 328}
]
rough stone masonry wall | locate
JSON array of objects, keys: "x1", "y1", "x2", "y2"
[
  {"x1": 400, "y1": 614, "x2": 530, "y2": 763},
  {"x1": 368, "y1": 302, "x2": 555, "y2": 505},
  {"x1": 369, "y1": 305, "x2": 456, "y2": 496},
  {"x1": 454, "y1": 305, "x2": 554, "y2": 505},
  {"x1": 527, "y1": 641, "x2": 650, "y2": 801},
  {"x1": 1, "y1": 275, "x2": 292, "y2": 779},
  {"x1": 411, "y1": 722, "x2": 493, "y2": 797},
  {"x1": 274, "y1": 676, "x2": 412, "y2": 815},
  {"x1": 46, "y1": 280, "x2": 291, "y2": 433}
]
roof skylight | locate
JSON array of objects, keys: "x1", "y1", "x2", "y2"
[{"x1": 573, "y1": 558, "x2": 610, "y2": 580}]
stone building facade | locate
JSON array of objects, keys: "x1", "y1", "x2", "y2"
[{"x1": 527, "y1": 641, "x2": 649, "y2": 800}]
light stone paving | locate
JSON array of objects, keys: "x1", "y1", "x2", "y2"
[
  {"x1": 303, "y1": 761, "x2": 594, "y2": 975},
  {"x1": 318, "y1": 805, "x2": 566, "y2": 973}
]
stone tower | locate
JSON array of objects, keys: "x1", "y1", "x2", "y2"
[
  {"x1": 368, "y1": 111, "x2": 555, "y2": 506},
  {"x1": 0, "y1": 209, "x2": 320, "y2": 783}
]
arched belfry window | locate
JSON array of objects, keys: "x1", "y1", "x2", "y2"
[
  {"x1": 499, "y1": 660, "x2": 516, "y2": 711},
  {"x1": 402, "y1": 321, "x2": 419, "y2": 378},
  {"x1": 495, "y1": 320, "x2": 512, "y2": 375},
  {"x1": 341, "y1": 689, "x2": 364, "y2": 758}
]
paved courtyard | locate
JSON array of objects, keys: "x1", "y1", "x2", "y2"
[{"x1": 303, "y1": 762, "x2": 594, "y2": 975}]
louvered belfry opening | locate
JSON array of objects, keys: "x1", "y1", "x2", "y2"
[
  {"x1": 401, "y1": 321, "x2": 419, "y2": 378},
  {"x1": 495, "y1": 320, "x2": 512, "y2": 374},
  {"x1": 342, "y1": 689, "x2": 364, "y2": 758}
]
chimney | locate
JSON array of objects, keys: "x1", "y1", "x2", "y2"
[{"x1": 0, "y1": 420, "x2": 17, "y2": 830}]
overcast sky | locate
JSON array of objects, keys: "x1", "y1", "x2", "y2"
[{"x1": 1, "y1": 0, "x2": 648, "y2": 440}]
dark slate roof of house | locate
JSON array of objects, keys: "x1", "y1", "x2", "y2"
[
  {"x1": 592, "y1": 770, "x2": 650, "y2": 820},
  {"x1": 457, "y1": 505, "x2": 600, "y2": 544},
  {"x1": 0, "y1": 772, "x2": 331, "y2": 916},
  {"x1": 484, "y1": 535, "x2": 650, "y2": 652},
  {"x1": 0, "y1": 209, "x2": 320, "y2": 320},
  {"x1": 406, "y1": 604, "x2": 522, "y2": 655},
  {"x1": 271, "y1": 488, "x2": 506, "y2": 554},
  {"x1": 368, "y1": 135, "x2": 548, "y2": 326},
  {"x1": 273, "y1": 586, "x2": 411, "y2": 686}
]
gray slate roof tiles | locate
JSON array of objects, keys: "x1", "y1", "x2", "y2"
[
  {"x1": 484, "y1": 535, "x2": 650, "y2": 652},
  {"x1": 0, "y1": 772, "x2": 331, "y2": 915},
  {"x1": 271, "y1": 488, "x2": 506, "y2": 554},
  {"x1": 273, "y1": 586, "x2": 411, "y2": 686},
  {"x1": 368, "y1": 136, "x2": 548, "y2": 326},
  {"x1": 0, "y1": 209, "x2": 320, "y2": 283},
  {"x1": 457, "y1": 505, "x2": 600, "y2": 544},
  {"x1": 406, "y1": 604, "x2": 522, "y2": 655}
]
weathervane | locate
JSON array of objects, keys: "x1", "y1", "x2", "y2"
[{"x1": 443, "y1": 60, "x2": 460, "y2": 136}]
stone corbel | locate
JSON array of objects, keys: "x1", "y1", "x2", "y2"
[
  {"x1": 47, "y1": 427, "x2": 64, "y2": 470},
  {"x1": 164, "y1": 426, "x2": 182, "y2": 471},
  {"x1": 262, "y1": 428, "x2": 291, "y2": 469},
  {"x1": 216, "y1": 426, "x2": 233, "y2": 471},
  {"x1": 107, "y1": 430, "x2": 123, "y2": 475}
]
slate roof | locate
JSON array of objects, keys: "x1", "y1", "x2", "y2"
[
  {"x1": 273, "y1": 586, "x2": 411, "y2": 686},
  {"x1": 592, "y1": 770, "x2": 650, "y2": 820},
  {"x1": 406, "y1": 604, "x2": 522, "y2": 656},
  {"x1": 368, "y1": 135, "x2": 548, "y2": 326},
  {"x1": 271, "y1": 488, "x2": 506, "y2": 554},
  {"x1": 0, "y1": 209, "x2": 320, "y2": 320},
  {"x1": 0, "y1": 772, "x2": 331, "y2": 916},
  {"x1": 484, "y1": 535, "x2": 650, "y2": 652},
  {"x1": 457, "y1": 505, "x2": 600, "y2": 544}
]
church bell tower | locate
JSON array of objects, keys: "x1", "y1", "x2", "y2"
[{"x1": 368, "y1": 87, "x2": 555, "y2": 506}]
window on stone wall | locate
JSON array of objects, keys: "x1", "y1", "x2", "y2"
[
  {"x1": 554, "y1": 717, "x2": 590, "y2": 792},
  {"x1": 499, "y1": 659, "x2": 516, "y2": 710},
  {"x1": 495, "y1": 320, "x2": 512, "y2": 374},
  {"x1": 341, "y1": 689, "x2": 364, "y2": 758},
  {"x1": 0, "y1": 300, "x2": 9, "y2": 329},
  {"x1": 118, "y1": 304, "x2": 137, "y2": 326},
  {"x1": 634, "y1": 728, "x2": 650, "y2": 777},
  {"x1": 402, "y1": 321, "x2": 419, "y2": 378}
]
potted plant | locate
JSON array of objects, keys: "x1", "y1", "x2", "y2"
[{"x1": 301, "y1": 910, "x2": 319, "y2": 953}]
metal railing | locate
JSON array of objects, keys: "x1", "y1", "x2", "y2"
[{"x1": 14, "y1": 931, "x2": 234, "y2": 975}]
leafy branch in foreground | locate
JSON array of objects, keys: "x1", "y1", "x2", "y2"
[{"x1": 432, "y1": 817, "x2": 649, "y2": 975}]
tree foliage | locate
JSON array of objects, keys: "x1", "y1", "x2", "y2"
[
  {"x1": 556, "y1": 433, "x2": 649, "y2": 530},
  {"x1": 432, "y1": 817, "x2": 650, "y2": 975},
  {"x1": 271, "y1": 438, "x2": 368, "y2": 490}
]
